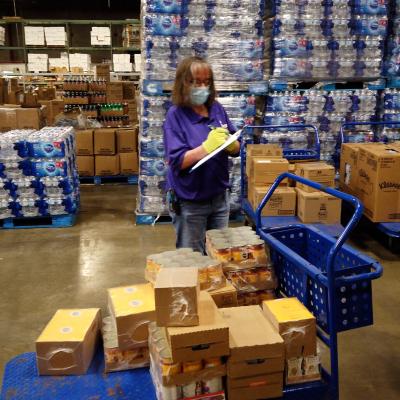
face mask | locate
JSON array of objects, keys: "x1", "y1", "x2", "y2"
[{"x1": 190, "y1": 86, "x2": 210, "y2": 106}]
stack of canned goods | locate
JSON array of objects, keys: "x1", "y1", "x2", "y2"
[
  {"x1": 149, "y1": 322, "x2": 224, "y2": 400},
  {"x1": 145, "y1": 248, "x2": 226, "y2": 291},
  {"x1": 102, "y1": 316, "x2": 150, "y2": 372},
  {"x1": 206, "y1": 227, "x2": 277, "y2": 305}
]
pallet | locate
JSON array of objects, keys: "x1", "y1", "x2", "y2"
[
  {"x1": 79, "y1": 175, "x2": 138, "y2": 185},
  {"x1": 135, "y1": 211, "x2": 245, "y2": 225},
  {"x1": 0, "y1": 213, "x2": 77, "y2": 229},
  {"x1": 269, "y1": 79, "x2": 385, "y2": 92}
]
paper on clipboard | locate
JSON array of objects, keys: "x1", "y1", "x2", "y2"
[{"x1": 189, "y1": 129, "x2": 242, "y2": 173}]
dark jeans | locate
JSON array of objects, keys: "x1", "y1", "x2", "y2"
[{"x1": 169, "y1": 190, "x2": 230, "y2": 254}]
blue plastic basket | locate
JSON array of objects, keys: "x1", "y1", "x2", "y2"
[{"x1": 256, "y1": 173, "x2": 383, "y2": 334}]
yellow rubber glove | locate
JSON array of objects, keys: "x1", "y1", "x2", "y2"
[{"x1": 202, "y1": 127, "x2": 229, "y2": 154}]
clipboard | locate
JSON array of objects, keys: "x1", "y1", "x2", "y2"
[{"x1": 189, "y1": 129, "x2": 242, "y2": 173}]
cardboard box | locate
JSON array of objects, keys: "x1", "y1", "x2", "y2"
[
  {"x1": 246, "y1": 144, "x2": 283, "y2": 158},
  {"x1": 220, "y1": 306, "x2": 284, "y2": 379},
  {"x1": 248, "y1": 158, "x2": 289, "y2": 185},
  {"x1": 39, "y1": 99, "x2": 64, "y2": 125},
  {"x1": 122, "y1": 82, "x2": 136, "y2": 100},
  {"x1": 209, "y1": 283, "x2": 238, "y2": 308},
  {"x1": 119, "y1": 152, "x2": 139, "y2": 175},
  {"x1": 155, "y1": 267, "x2": 200, "y2": 327},
  {"x1": 249, "y1": 186, "x2": 296, "y2": 217},
  {"x1": 36, "y1": 308, "x2": 101, "y2": 375},
  {"x1": 262, "y1": 298, "x2": 317, "y2": 359},
  {"x1": 357, "y1": 145, "x2": 400, "y2": 222},
  {"x1": 116, "y1": 128, "x2": 137, "y2": 153},
  {"x1": 108, "y1": 283, "x2": 156, "y2": 350},
  {"x1": 0, "y1": 107, "x2": 17, "y2": 132},
  {"x1": 295, "y1": 162, "x2": 335, "y2": 193},
  {"x1": 296, "y1": 188, "x2": 342, "y2": 224},
  {"x1": 167, "y1": 291, "x2": 229, "y2": 362},
  {"x1": 126, "y1": 99, "x2": 138, "y2": 122},
  {"x1": 16, "y1": 106, "x2": 45, "y2": 129},
  {"x1": 77, "y1": 156, "x2": 95, "y2": 177},
  {"x1": 227, "y1": 373, "x2": 283, "y2": 400},
  {"x1": 339, "y1": 143, "x2": 363, "y2": 195},
  {"x1": 94, "y1": 128, "x2": 116, "y2": 155},
  {"x1": 95, "y1": 155, "x2": 120, "y2": 176},
  {"x1": 38, "y1": 87, "x2": 56, "y2": 101},
  {"x1": 76, "y1": 130, "x2": 94, "y2": 155},
  {"x1": 106, "y1": 82, "x2": 124, "y2": 102}
]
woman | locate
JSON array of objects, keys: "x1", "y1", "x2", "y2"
[{"x1": 163, "y1": 56, "x2": 240, "y2": 253}]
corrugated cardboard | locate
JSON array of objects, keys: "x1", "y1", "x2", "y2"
[
  {"x1": 95, "y1": 64, "x2": 110, "y2": 82},
  {"x1": 262, "y1": 298, "x2": 317, "y2": 359},
  {"x1": 126, "y1": 99, "x2": 138, "y2": 122},
  {"x1": 155, "y1": 267, "x2": 200, "y2": 327},
  {"x1": 106, "y1": 82, "x2": 123, "y2": 102},
  {"x1": 209, "y1": 283, "x2": 238, "y2": 308},
  {"x1": 76, "y1": 130, "x2": 94, "y2": 155},
  {"x1": 220, "y1": 306, "x2": 284, "y2": 379},
  {"x1": 246, "y1": 144, "x2": 283, "y2": 158},
  {"x1": 119, "y1": 152, "x2": 138, "y2": 175},
  {"x1": 36, "y1": 308, "x2": 101, "y2": 375},
  {"x1": 16, "y1": 106, "x2": 46, "y2": 129},
  {"x1": 339, "y1": 143, "x2": 363, "y2": 196},
  {"x1": 122, "y1": 82, "x2": 136, "y2": 100},
  {"x1": 295, "y1": 162, "x2": 335, "y2": 193},
  {"x1": 0, "y1": 78, "x2": 4, "y2": 104},
  {"x1": 167, "y1": 291, "x2": 229, "y2": 362},
  {"x1": 357, "y1": 145, "x2": 400, "y2": 222},
  {"x1": 227, "y1": 373, "x2": 283, "y2": 400},
  {"x1": 250, "y1": 185, "x2": 296, "y2": 217},
  {"x1": 116, "y1": 128, "x2": 138, "y2": 153},
  {"x1": 296, "y1": 188, "x2": 342, "y2": 224},
  {"x1": 94, "y1": 128, "x2": 116, "y2": 155},
  {"x1": 108, "y1": 283, "x2": 156, "y2": 350},
  {"x1": 77, "y1": 156, "x2": 95, "y2": 177},
  {"x1": 248, "y1": 158, "x2": 289, "y2": 185},
  {"x1": 95, "y1": 155, "x2": 120, "y2": 176},
  {"x1": 0, "y1": 107, "x2": 17, "y2": 132}
]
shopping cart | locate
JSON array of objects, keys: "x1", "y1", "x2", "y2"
[{"x1": 255, "y1": 173, "x2": 383, "y2": 400}]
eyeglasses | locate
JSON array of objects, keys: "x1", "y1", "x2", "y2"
[{"x1": 189, "y1": 79, "x2": 211, "y2": 87}]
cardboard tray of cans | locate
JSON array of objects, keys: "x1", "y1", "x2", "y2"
[{"x1": 146, "y1": 249, "x2": 226, "y2": 292}]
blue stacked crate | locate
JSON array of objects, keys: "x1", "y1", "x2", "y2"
[
  {"x1": 0, "y1": 127, "x2": 79, "y2": 228},
  {"x1": 138, "y1": 0, "x2": 267, "y2": 219},
  {"x1": 271, "y1": 0, "x2": 387, "y2": 82}
]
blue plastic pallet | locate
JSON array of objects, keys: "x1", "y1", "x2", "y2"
[
  {"x1": 79, "y1": 175, "x2": 138, "y2": 185},
  {"x1": 0, "y1": 213, "x2": 77, "y2": 229}
]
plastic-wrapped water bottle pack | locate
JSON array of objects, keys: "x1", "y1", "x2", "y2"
[
  {"x1": 378, "y1": 88, "x2": 400, "y2": 142},
  {"x1": 263, "y1": 88, "x2": 378, "y2": 162},
  {"x1": 0, "y1": 127, "x2": 79, "y2": 218},
  {"x1": 271, "y1": 0, "x2": 388, "y2": 80},
  {"x1": 384, "y1": 1, "x2": 400, "y2": 77}
]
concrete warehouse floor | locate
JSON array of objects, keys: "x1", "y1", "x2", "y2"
[{"x1": 0, "y1": 185, "x2": 399, "y2": 399}]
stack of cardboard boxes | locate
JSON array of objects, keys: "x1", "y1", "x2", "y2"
[
  {"x1": 90, "y1": 27, "x2": 111, "y2": 46},
  {"x1": 246, "y1": 145, "x2": 297, "y2": 217},
  {"x1": 294, "y1": 162, "x2": 341, "y2": 224},
  {"x1": 340, "y1": 142, "x2": 400, "y2": 222},
  {"x1": 76, "y1": 127, "x2": 138, "y2": 177}
]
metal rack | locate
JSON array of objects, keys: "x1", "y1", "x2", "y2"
[{"x1": 0, "y1": 18, "x2": 140, "y2": 72}]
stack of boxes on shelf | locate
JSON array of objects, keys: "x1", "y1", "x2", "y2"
[
  {"x1": 49, "y1": 53, "x2": 70, "y2": 73},
  {"x1": 75, "y1": 127, "x2": 138, "y2": 177},
  {"x1": 28, "y1": 54, "x2": 49, "y2": 73},
  {"x1": 123, "y1": 24, "x2": 140, "y2": 48},
  {"x1": 263, "y1": 89, "x2": 379, "y2": 164},
  {"x1": 0, "y1": 26, "x2": 5, "y2": 46},
  {"x1": 113, "y1": 54, "x2": 133, "y2": 72},
  {"x1": 24, "y1": 26, "x2": 45, "y2": 46},
  {"x1": 270, "y1": 1, "x2": 387, "y2": 80},
  {"x1": 44, "y1": 27, "x2": 67, "y2": 46},
  {"x1": 339, "y1": 142, "x2": 400, "y2": 223},
  {"x1": 69, "y1": 53, "x2": 92, "y2": 72},
  {"x1": 0, "y1": 127, "x2": 80, "y2": 220},
  {"x1": 138, "y1": 0, "x2": 267, "y2": 217},
  {"x1": 90, "y1": 26, "x2": 111, "y2": 46}
]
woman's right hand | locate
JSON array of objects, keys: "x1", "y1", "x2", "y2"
[{"x1": 202, "y1": 127, "x2": 229, "y2": 154}]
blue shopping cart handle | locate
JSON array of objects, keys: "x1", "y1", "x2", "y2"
[
  {"x1": 336, "y1": 261, "x2": 383, "y2": 284},
  {"x1": 255, "y1": 173, "x2": 365, "y2": 284},
  {"x1": 340, "y1": 121, "x2": 400, "y2": 143}
]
